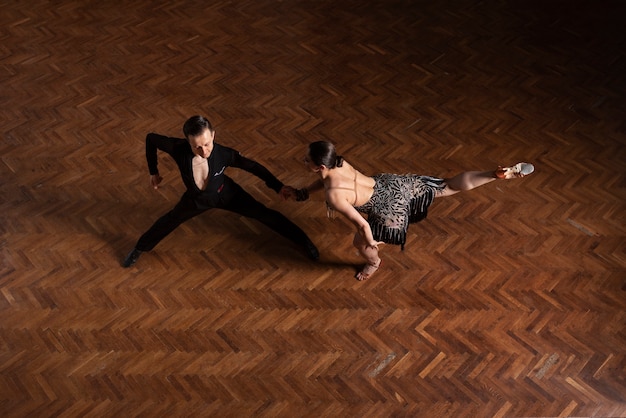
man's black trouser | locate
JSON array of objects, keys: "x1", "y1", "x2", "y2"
[{"x1": 135, "y1": 183, "x2": 311, "y2": 252}]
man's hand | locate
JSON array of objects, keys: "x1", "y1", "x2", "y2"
[
  {"x1": 279, "y1": 186, "x2": 296, "y2": 200},
  {"x1": 150, "y1": 174, "x2": 163, "y2": 190},
  {"x1": 280, "y1": 186, "x2": 310, "y2": 201}
]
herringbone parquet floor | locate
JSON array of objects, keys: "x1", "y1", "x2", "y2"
[{"x1": 1, "y1": 0, "x2": 625, "y2": 417}]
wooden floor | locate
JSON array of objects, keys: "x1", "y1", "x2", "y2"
[{"x1": 2, "y1": 0, "x2": 625, "y2": 416}]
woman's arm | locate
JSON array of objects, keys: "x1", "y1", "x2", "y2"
[
  {"x1": 327, "y1": 190, "x2": 381, "y2": 248},
  {"x1": 305, "y1": 179, "x2": 325, "y2": 193}
]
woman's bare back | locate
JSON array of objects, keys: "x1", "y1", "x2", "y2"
[{"x1": 324, "y1": 160, "x2": 375, "y2": 207}]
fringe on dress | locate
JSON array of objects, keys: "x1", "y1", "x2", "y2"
[{"x1": 354, "y1": 174, "x2": 446, "y2": 249}]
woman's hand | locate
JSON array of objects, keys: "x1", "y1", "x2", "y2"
[{"x1": 367, "y1": 241, "x2": 385, "y2": 251}]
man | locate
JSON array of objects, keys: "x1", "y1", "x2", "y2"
[{"x1": 122, "y1": 115, "x2": 318, "y2": 267}]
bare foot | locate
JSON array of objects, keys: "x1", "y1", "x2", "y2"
[{"x1": 355, "y1": 259, "x2": 382, "y2": 281}]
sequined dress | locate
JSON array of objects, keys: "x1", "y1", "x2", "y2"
[{"x1": 353, "y1": 173, "x2": 446, "y2": 248}]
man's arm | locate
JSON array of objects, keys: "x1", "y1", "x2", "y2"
[
  {"x1": 145, "y1": 133, "x2": 180, "y2": 189},
  {"x1": 282, "y1": 179, "x2": 323, "y2": 201},
  {"x1": 145, "y1": 133, "x2": 177, "y2": 175},
  {"x1": 231, "y1": 151, "x2": 284, "y2": 193}
]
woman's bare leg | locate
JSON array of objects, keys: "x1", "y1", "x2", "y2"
[
  {"x1": 353, "y1": 232, "x2": 381, "y2": 281},
  {"x1": 438, "y1": 162, "x2": 534, "y2": 197},
  {"x1": 438, "y1": 170, "x2": 496, "y2": 197}
]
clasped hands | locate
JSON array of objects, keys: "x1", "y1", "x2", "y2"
[{"x1": 279, "y1": 186, "x2": 309, "y2": 201}]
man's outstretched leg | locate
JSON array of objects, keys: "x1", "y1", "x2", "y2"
[
  {"x1": 123, "y1": 194, "x2": 205, "y2": 267},
  {"x1": 226, "y1": 186, "x2": 319, "y2": 260}
]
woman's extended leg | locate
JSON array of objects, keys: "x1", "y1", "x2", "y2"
[
  {"x1": 438, "y1": 163, "x2": 534, "y2": 197},
  {"x1": 439, "y1": 171, "x2": 496, "y2": 196}
]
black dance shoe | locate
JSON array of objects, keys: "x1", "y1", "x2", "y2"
[
  {"x1": 304, "y1": 239, "x2": 319, "y2": 261},
  {"x1": 122, "y1": 248, "x2": 143, "y2": 268}
]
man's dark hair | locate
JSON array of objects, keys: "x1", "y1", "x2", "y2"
[{"x1": 183, "y1": 115, "x2": 213, "y2": 138}]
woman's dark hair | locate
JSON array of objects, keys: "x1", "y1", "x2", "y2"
[
  {"x1": 308, "y1": 141, "x2": 344, "y2": 168},
  {"x1": 183, "y1": 115, "x2": 213, "y2": 138}
]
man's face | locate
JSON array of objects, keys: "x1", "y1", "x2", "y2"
[{"x1": 188, "y1": 128, "x2": 215, "y2": 158}]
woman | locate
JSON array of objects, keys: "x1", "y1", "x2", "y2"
[{"x1": 292, "y1": 141, "x2": 534, "y2": 280}]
